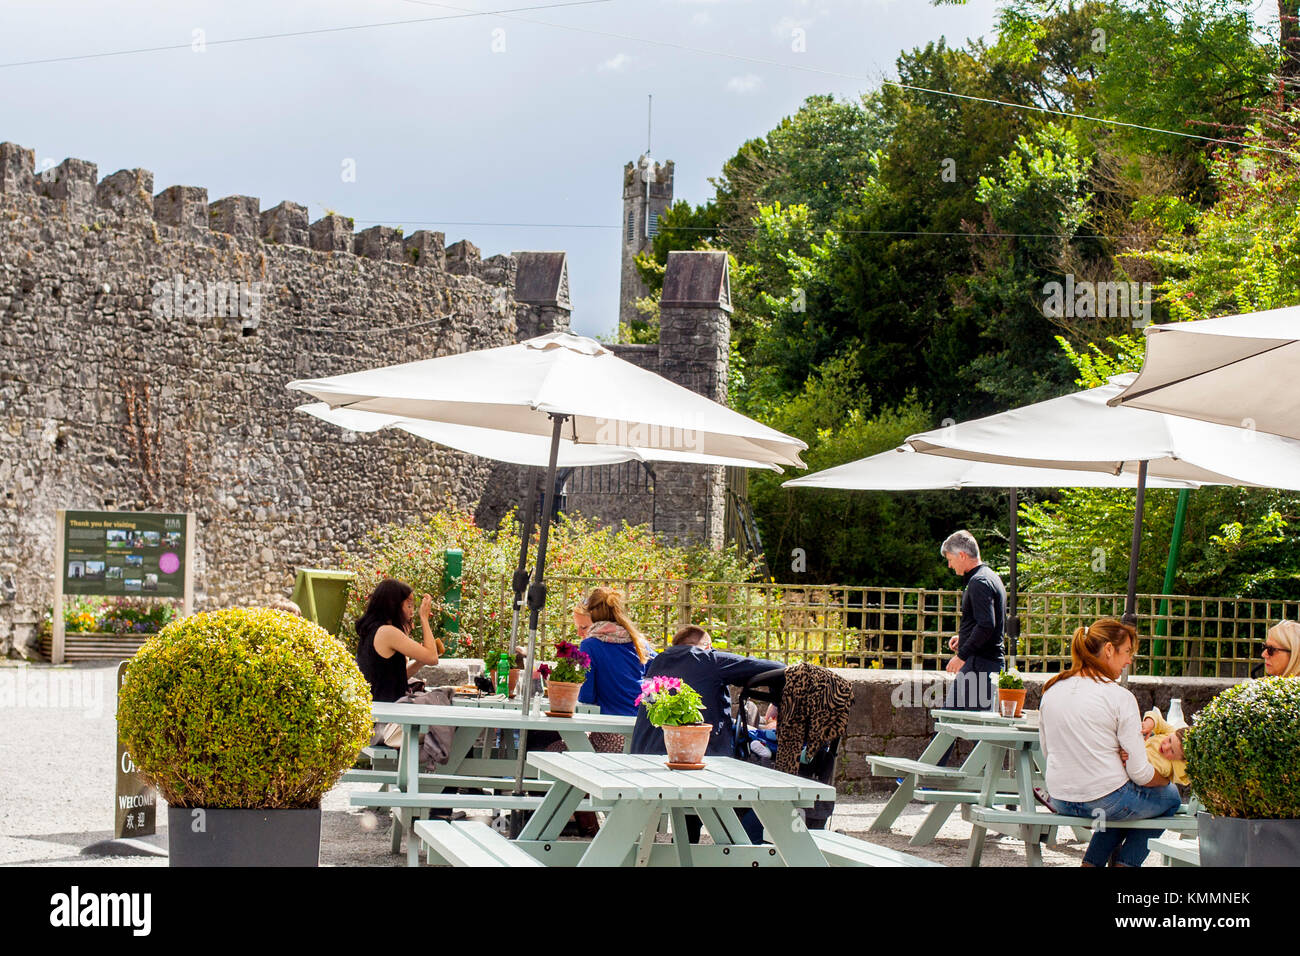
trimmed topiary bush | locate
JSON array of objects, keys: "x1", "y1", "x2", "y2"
[
  {"x1": 1185, "y1": 676, "x2": 1300, "y2": 819},
  {"x1": 118, "y1": 607, "x2": 373, "y2": 809}
]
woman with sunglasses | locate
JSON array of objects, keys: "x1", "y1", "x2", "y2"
[{"x1": 1262, "y1": 621, "x2": 1300, "y2": 677}]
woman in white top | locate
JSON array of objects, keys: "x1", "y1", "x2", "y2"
[{"x1": 1039, "y1": 618, "x2": 1182, "y2": 867}]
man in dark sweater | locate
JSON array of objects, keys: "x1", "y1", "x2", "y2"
[{"x1": 941, "y1": 529, "x2": 1007, "y2": 712}]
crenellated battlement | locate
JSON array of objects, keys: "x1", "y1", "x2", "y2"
[{"x1": 0, "y1": 140, "x2": 510, "y2": 283}]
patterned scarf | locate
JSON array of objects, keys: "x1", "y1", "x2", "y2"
[
  {"x1": 775, "y1": 663, "x2": 853, "y2": 775},
  {"x1": 587, "y1": 621, "x2": 632, "y2": 643}
]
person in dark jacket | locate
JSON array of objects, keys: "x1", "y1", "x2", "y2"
[
  {"x1": 632, "y1": 626, "x2": 781, "y2": 843},
  {"x1": 630, "y1": 627, "x2": 781, "y2": 757},
  {"x1": 940, "y1": 529, "x2": 1007, "y2": 712}
]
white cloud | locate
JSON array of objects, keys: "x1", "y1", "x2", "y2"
[
  {"x1": 726, "y1": 74, "x2": 762, "y2": 94},
  {"x1": 598, "y1": 53, "x2": 631, "y2": 72}
]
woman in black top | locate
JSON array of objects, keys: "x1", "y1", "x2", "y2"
[{"x1": 355, "y1": 579, "x2": 442, "y2": 702}]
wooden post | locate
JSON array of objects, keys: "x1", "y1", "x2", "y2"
[
  {"x1": 676, "y1": 580, "x2": 691, "y2": 631},
  {"x1": 52, "y1": 509, "x2": 66, "y2": 665},
  {"x1": 183, "y1": 512, "x2": 196, "y2": 618}
]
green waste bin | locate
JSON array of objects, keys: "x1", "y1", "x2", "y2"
[{"x1": 291, "y1": 568, "x2": 356, "y2": 636}]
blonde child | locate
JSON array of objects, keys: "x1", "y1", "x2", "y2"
[{"x1": 1140, "y1": 707, "x2": 1189, "y2": 786}]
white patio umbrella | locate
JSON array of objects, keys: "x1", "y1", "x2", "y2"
[
  {"x1": 903, "y1": 374, "x2": 1300, "y2": 620},
  {"x1": 783, "y1": 447, "x2": 1200, "y2": 659},
  {"x1": 289, "y1": 332, "x2": 807, "y2": 802},
  {"x1": 290, "y1": 332, "x2": 806, "y2": 468},
  {"x1": 1109, "y1": 309, "x2": 1300, "y2": 440},
  {"x1": 296, "y1": 403, "x2": 786, "y2": 470}
]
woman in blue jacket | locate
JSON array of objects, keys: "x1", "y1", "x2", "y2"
[{"x1": 577, "y1": 586, "x2": 651, "y2": 750}]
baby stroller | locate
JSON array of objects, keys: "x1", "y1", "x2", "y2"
[{"x1": 733, "y1": 666, "x2": 840, "y2": 831}]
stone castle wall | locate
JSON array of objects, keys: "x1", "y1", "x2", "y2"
[{"x1": 0, "y1": 141, "x2": 521, "y2": 654}]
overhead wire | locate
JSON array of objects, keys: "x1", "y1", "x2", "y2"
[{"x1": 0, "y1": 0, "x2": 614, "y2": 69}]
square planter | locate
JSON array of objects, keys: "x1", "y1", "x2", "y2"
[
  {"x1": 168, "y1": 807, "x2": 321, "y2": 867},
  {"x1": 1197, "y1": 812, "x2": 1300, "y2": 867}
]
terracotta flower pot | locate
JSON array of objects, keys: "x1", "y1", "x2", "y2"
[
  {"x1": 508, "y1": 668, "x2": 521, "y2": 699},
  {"x1": 547, "y1": 680, "x2": 581, "y2": 715},
  {"x1": 661, "y1": 723, "x2": 711, "y2": 767},
  {"x1": 997, "y1": 687, "x2": 1027, "y2": 717}
]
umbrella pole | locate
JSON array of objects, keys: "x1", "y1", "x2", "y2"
[
  {"x1": 1007, "y1": 487, "x2": 1019, "y2": 670},
  {"x1": 1122, "y1": 461, "x2": 1149, "y2": 686},
  {"x1": 507, "y1": 469, "x2": 542, "y2": 659},
  {"x1": 512, "y1": 414, "x2": 567, "y2": 812}
]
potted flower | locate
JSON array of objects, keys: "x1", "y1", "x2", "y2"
[
  {"x1": 546, "y1": 640, "x2": 590, "y2": 716},
  {"x1": 636, "y1": 676, "x2": 710, "y2": 769},
  {"x1": 1186, "y1": 676, "x2": 1300, "y2": 866},
  {"x1": 996, "y1": 669, "x2": 1026, "y2": 716},
  {"x1": 117, "y1": 608, "x2": 373, "y2": 866}
]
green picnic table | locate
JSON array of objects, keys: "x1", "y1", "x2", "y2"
[
  {"x1": 945, "y1": 722, "x2": 1200, "y2": 867},
  {"x1": 353, "y1": 702, "x2": 635, "y2": 865},
  {"x1": 453, "y1": 694, "x2": 600, "y2": 714},
  {"x1": 512, "y1": 752, "x2": 838, "y2": 867},
  {"x1": 868, "y1": 708, "x2": 1029, "y2": 845}
]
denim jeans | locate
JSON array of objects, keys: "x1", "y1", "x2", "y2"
[{"x1": 1054, "y1": 780, "x2": 1183, "y2": 867}]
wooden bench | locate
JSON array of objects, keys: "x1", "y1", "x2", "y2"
[
  {"x1": 1150, "y1": 836, "x2": 1200, "y2": 867},
  {"x1": 414, "y1": 819, "x2": 544, "y2": 867},
  {"x1": 810, "y1": 830, "x2": 945, "y2": 867},
  {"x1": 963, "y1": 804, "x2": 1198, "y2": 866},
  {"x1": 867, "y1": 757, "x2": 971, "y2": 782},
  {"x1": 965, "y1": 805, "x2": 1200, "y2": 832},
  {"x1": 350, "y1": 792, "x2": 554, "y2": 812}
]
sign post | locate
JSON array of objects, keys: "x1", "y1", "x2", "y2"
[{"x1": 52, "y1": 509, "x2": 66, "y2": 665}]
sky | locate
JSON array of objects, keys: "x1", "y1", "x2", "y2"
[{"x1": 2, "y1": 0, "x2": 1009, "y2": 338}]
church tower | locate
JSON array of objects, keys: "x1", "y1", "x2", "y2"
[{"x1": 619, "y1": 154, "x2": 674, "y2": 328}]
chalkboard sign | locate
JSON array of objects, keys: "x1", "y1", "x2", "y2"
[{"x1": 114, "y1": 661, "x2": 157, "y2": 839}]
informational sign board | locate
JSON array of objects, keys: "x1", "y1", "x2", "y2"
[
  {"x1": 51, "y1": 509, "x2": 195, "y2": 664},
  {"x1": 62, "y1": 510, "x2": 188, "y2": 598},
  {"x1": 114, "y1": 661, "x2": 157, "y2": 839}
]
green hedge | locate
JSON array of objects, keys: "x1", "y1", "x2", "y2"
[
  {"x1": 118, "y1": 608, "x2": 373, "y2": 809},
  {"x1": 1186, "y1": 676, "x2": 1300, "y2": 819}
]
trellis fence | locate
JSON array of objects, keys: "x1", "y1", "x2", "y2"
[{"x1": 472, "y1": 574, "x2": 1293, "y2": 678}]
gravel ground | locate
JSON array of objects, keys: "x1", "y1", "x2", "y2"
[{"x1": 1, "y1": 660, "x2": 1165, "y2": 867}]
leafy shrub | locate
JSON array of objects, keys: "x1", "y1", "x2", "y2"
[
  {"x1": 1185, "y1": 677, "x2": 1300, "y2": 819},
  {"x1": 118, "y1": 608, "x2": 373, "y2": 809}
]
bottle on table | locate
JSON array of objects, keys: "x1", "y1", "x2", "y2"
[
  {"x1": 1167, "y1": 698, "x2": 1184, "y2": 725},
  {"x1": 496, "y1": 653, "x2": 510, "y2": 696}
]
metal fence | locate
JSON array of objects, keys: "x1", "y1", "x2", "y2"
[{"x1": 476, "y1": 574, "x2": 1294, "y2": 678}]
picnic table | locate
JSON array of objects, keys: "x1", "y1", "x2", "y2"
[
  {"x1": 511, "y1": 752, "x2": 838, "y2": 867},
  {"x1": 945, "y1": 721, "x2": 1200, "y2": 867},
  {"x1": 453, "y1": 694, "x2": 600, "y2": 714},
  {"x1": 867, "y1": 708, "x2": 1029, "y2": 846},
  {"x1": 351, "y1": 702, "x2": 636, "y2": 865}
]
